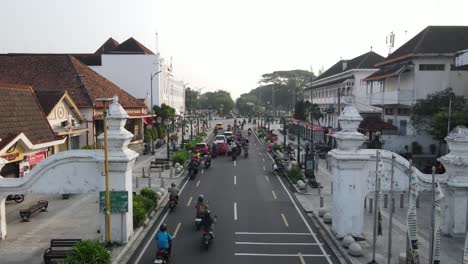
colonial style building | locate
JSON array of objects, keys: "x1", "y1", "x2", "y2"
[
  {"x1": 365, "y1": 26, "x2": 468, "y2": 137},
  {"x1": 0, "y1": 54, "x2": 149, "y2": 147},
  {"x1": 159, "y1": 57, "x2": 186, "y2": 114},
  {"x1": 0, "y1": 83, "x2": 65, "y2": 178},
  {"x1": 304, "y1": 51, "x2": 385, "y2": 129}
]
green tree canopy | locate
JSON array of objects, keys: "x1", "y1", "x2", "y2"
[
  {"x1": 153, "y1": 103, "x2": 176, "y2": 139},
  {"x1": 236, "y1": 94, "x2": 259, "y2": 116},
  {"x1": 411, "y1": 88, "x2": 467, "y2": 141},
  {"x1": 198, "y1": 90, "x2": 235, "y2": 115},
  {"x1": 185, "y1": 87, "x2": 199, "y2": 114}
]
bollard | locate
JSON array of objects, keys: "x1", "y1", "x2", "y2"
[
  {"x1": 384, "y1": 194, "x2": 388, "y2": 208},
  {"x1": 369, "y1": 198, "x2": 373, "y2": 213},
  {"x1": 364, "y1": 197, "x2": 367, "y2": 209},
  {"x1": 317, "y1": 182, "x2": 321, "y2": 196},
  {"x1": 392, "y1": 198, "x2": 395, "y2": 213},
  {"x1": 416, "y1": 196, "x2": 419, "y2": 208},
  {"x1": 170, "y1": 167, "x2": 174, "y2": 178},
  {"x1": 331, "y1": 182, "x2": 333, "y2": 195},
  {"x1": 400, "y1": 193, "x2": 404, "y2": 208},
  {"x1": 142, "y1": 167, "x2": 146, "y2": 178},
  {"x1": 159, "y1": 169, "x2": 162, "y2": 179},
  {"x1": 136, "y1": 177, "x2": 139, "y2": 188},
  {"x1": 320, "y1": 196, "x2": 324, "y2": 208}
]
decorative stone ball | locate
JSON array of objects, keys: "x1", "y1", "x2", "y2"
[
  {"x1": 297, "y1": 180, "x2": 306, "y2": 190},
  {"x1": 156, "y1": 191, "x2": 162, "y2": 198},
  {"x1": 176, "y1": 167, "x2": 182, "y2": 173},
  {"x1": 348, "y1": 242, "x2": 362, "y2": 257},
  {"x1": 323, "y1": 213, "x2": 332, "y2": 224},
  {"x1": 174, "y1": 162, "x2": 180, "y2": 168},
  {"x1": 342, "y1": 235, "x2": 355, "y2": 248},
  {"x1": 318, "y1": 208, "x2": 328, "y2": 217}
]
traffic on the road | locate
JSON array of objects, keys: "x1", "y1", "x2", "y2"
[{"x1": 133, "y1": 118, "x2": 338, "y2": 264}]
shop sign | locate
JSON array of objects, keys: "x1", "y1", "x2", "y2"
[
  {"x1": 0, "y1": 153, "x2": 20, "y2": 161},
  {"x1": 28, "y1": 151, "x2": 47, "y2": 166}
]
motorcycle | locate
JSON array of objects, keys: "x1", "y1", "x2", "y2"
[
  {"x1": 204, "y1": 157, "x2": 211, "y2": 169},
  {"x1": 244, "y1": 147, "x2": 248, "y2": 158},
  {"x1": 154, "y1": 249, "x2": 170, "y2": 264},
  {"x1": 231, "y1": 151, "x2": 238, "y2": 161},
  {"x1": 201, "y1": 217, "x2": 216, "y2": 249},
  {"x1": 195, "y1": 217, "x2": 203, "y2": 230},
  {"x1": 6, "y1": 194, "x2": 24, "y2": 203},
  {"x1": 169, "y1": 197, "x2": 177, "y2": 212},
  {"x1": 248, "y1": 130, "x2": 252, "y2": 136}
]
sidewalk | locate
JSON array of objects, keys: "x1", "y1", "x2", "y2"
[
  {"x1": 0, "y1": 142, "x2": 183, "y2": 264},
  {"x1": 295, "y1": 160, "x2": 465, "y2": 264}
]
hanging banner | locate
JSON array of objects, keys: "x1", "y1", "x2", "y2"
[{"x1": 28, "y1": 151, "x2": 47, "y2": 166}]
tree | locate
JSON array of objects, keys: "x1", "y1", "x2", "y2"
[
  {"x1": 294, "y1": 100, "x2": 306, "y2": 120},
  {"x1": 185, "y1": 87, "x2": 199, "y2": 114},
  {"x1": 411, "y1": 88, "x2": 466, "y2": 141},
  {"x1": 198, "y1": 90, "x2": 234, "y2": 115},
  {"x1": 294, "y1": 100, "x2": 323, "y2": 123},
  {"x1": 153, "y1": 103, "x2": 176, "y2": 139},
  {"x1": 236, "y1": 94, "x2": 259, "y2": 116}
]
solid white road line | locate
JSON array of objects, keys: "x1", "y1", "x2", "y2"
[
  {"x1": 235, "y1": 232, "x2": 312, "y2": 235},
  {"x1": 173, "y1": 222, "x2": 181, "y2": 238},
  {"x1": 234, "y1": 202, "x2": 238, "y2": 221},
  {"x1": 234, "y1": 175, "x2": 237, "y2": 185},
  {"x1": 263, "y1": 158, "x2": 265, "y2": 162},
  {"x1": 281, "y1": 213, "x2": 289, "y2": 227},
  {"x1": 299, "y1": 253, "x2": 306, "y2": 264},
  {"x1": 201, "y1": 169, "x2": 204, "y2": 174},
  {"x1": 235, "y1": 242, "x2": 321, "y2": 246},
  {"x1": 187, "y1": 196, "x2": 193, "y2": 207},
  {"x1": 234, "y1": 253, "x2": 329, "y2": 257},
  {"x1": 264, "y1": 175, "x2": 270, "y2": 183},
  {"x1": 271, "y1": 190, "x2": 277, "y2": 200},
  {"x1": 135, "y1": 176, "x2": 190, "y2": 263},
  {"x1": 196, "y1": 180, "x2": 200, "y2": 187},
  {"x1": 263, "y1": 165, "x2": 266, "y2": 171},
  {"x1": 234, "y1": 160, "x2": 237, "y2": 166}
]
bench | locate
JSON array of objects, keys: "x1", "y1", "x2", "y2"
[
  {"x1": 43, "y1": 239, "x2": 81, "y2": 264},
  {"x1": 150, "y1": 158, "x2": 170, "y2": 170},
  {"x1": 19, "y1": 200, "x2": 48, "y2": 222}
]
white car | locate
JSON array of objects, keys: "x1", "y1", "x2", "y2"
[{"x1": 214, "y1": 135, "x2": 226, "y2": 143}]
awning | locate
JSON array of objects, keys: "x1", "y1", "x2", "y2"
[
  {"x1": 290, "y1": 119, "x2": 325, "y2": 131},
  {"x1": 144, "y1": 117, "x2": 155, "y2": 125},
  {"x1": 358, "y1": 115, "x2": 397, "y2": 132},
  {"x1": 364, "y1": 62, "x2": 412, "y2": 81}
]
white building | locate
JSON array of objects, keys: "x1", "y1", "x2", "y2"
[
  {"x1": 365, "y1": 26, "x2": 468, "y2": 138},
  {"x1": 304, "y1": 51, "x2": 385, "y2": 129},
  {"x1": 159, "y1": 58, "x2": 186, "y2": 114}
]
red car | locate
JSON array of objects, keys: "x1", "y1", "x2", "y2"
[
  {"x1": 216, "y1": 142, "x2": 227, "y2": 155},
  {"x1": 195, "y1": 143, "x2": 210, "y2": 155}
]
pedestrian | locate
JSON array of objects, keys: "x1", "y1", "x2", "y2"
[
  {"x1": 305, "y1": 143, "x2": 310, "y2": 154},
  {"x1": 378, "y1": 211, "x2": 383, "y2": 236}
]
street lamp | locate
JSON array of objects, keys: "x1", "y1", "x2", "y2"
[
  {"x1": 181, "y1": 117, "x2": 186, "y2": 149},
  {"x1": 96, "y1": 97, "x2": 113, "y2": 244},
  {"x1": 150, "y1": 70, "x2": 162, "y2": 155},
  {"x1": 282, "y1": 116, "x2": 289, "y2": 151},
  {"x1": 297, "y1": 120, "x2": 301, "y2": 164},
  {"x1": 157, "y1": 116, "x2": 172, "y2": 162}
]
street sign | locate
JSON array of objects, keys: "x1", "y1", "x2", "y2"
[{"x1": 99, "y1": 191, "x2": 129, "y2": 213}]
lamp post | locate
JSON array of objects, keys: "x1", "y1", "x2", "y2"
[
  {"x1": 150, "y1": 70, "x2": 162, "y2": 155},
  {"x1": 189, "y1": 116, "x2": 194, "y2": 140},
  {"x1": 297, "y1": 120, "x2": 301, "y2": 164},
  {"x1": 282, "y1": 116, "x2": 288, "y2": 151},
  {"x1": 96, "y1": 97, "x2": 113, "y2": 243},
  {"x1": 181, "y1": 117, "x2": 186, "y2": 149},
  {"x1": 197, "y1": 114, "x2": 200, "y2": 135},
  {"x1": 157, "y1": 116, "x2": 171, "y2": 162}
]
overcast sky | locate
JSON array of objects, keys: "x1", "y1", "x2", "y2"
[{"x1": 1, "y1": 0, "x2": 468, "y2": 99}]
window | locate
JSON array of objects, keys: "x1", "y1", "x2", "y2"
[
  {"x1": 398, "y1": 108, "x2": 410, "y2": 116},
  {"x1": 400, "y1": 120, "x2": 407, "y2": 136},
  {"x1": 419, "y1": 64, "x2": 445, "y2": 71},
  {"x1": 384, "y1": 108, "x2": 394, "y2": 115},
  {"x1": 450, "y1": 64, "x2": 468, "y2": 71},
  {"x1": 387, "y1": 119, "x2": 393, "y2": 125}
]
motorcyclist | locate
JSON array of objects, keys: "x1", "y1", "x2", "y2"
[
  {"x1": 156, "y1": 223, "x2": 173, "y2": 257},
  {"x1": 201, "y1": 210, "x2": 215, "y2": 238},
  {"x1": 248, "y1": 128, "x2": 252, "y2": 136},
  {"x1": 195, "y1": 195, "x2": 208, "y2": 218},
  {"x1": 169, "y1": 183, "x2": 179, "y2": 204}
]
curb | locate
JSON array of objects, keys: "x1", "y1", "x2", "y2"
[
  {"x1": 112, "y1": 192, "x2": 169, "y2": 264},
  {"x1": 113, "y1": 131, "x2": 214, "y2": 264}
]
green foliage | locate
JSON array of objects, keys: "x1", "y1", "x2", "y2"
[
  {"x1": 429, "y1": 144, "x2": 437, "y2": 155},
  {"x1": 185, "y1": 140, "x2": 197, "y2": 151},
  {"x1": 185, "y1": 88, "x2": 200, "y2": 114},
  {"x1": 133, "y1": 201, "x2": 146, "y2": 228},
  {"x1": 140, "y1": 188, "x2": 158, "y2": 204},
  {"x1": 151, "y1": 127, "x2": 159, "y2": 140},
  {"x1": 236, "y1": 94, "x2": 259, "y2": 116},
  {"x1": 411, "y1": 88, "x2": 467, "y2": 140},
  {"x1": 199, "y1": 132, "x2": 207, "y2": 137},
  {"x1": 411, "y1": 141, "x2": 423, "y2": 155},
  {"x1": 273, "y1": 144, "x2": 282, "y2": 152},
  {"x1": 81, "y1": 145, "x2": 95, "y2": 150},
  {"x1": 133, "y1": 193, "x2": 157, "y2": 228},
  {"x1": 198, "y1": 90, "x2": 235, "y2": 115},
  {"x1": 174, "y1": 149, "x2": 190, "y2": 164},
  {"x1": 288, "y1": 166, "x2": 304, "y2": 184},
  {"x1": 294, "y1": 100, "x2": 322, "y2": 122},
  {"x1": 60, "y1": 240, "x2": 111, "y2": 264}
]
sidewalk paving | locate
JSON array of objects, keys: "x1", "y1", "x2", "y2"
[{"x1": 0, "y1": 141, "x2": 184, "y2": 264}]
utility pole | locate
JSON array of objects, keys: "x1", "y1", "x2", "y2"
[
  {"x1": 447, "y1": 98, "x2": 452, "y2": 137},
  {"x1": 337, "y1": 89, "x2": 341, "y2": 130}
]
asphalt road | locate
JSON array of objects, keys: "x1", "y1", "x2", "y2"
[{"x1": 134, "y1": 119, "x2": 338, "y2": 264}]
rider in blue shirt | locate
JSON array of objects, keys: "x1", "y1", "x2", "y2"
[{"x1": 156, "y1": 224, "x2": 173, "y2": 255}]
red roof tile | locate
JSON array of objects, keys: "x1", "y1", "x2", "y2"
[
  {"x1": 0, "y1": 83, "x2": 58, "y2": 146},
  {"x1": 0, "y1": 54, "x2": 146, "y2": 108}
]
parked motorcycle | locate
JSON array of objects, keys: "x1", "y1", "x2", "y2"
[
  {"x1": 154, "y1": 249, "x2": 170, "y2": 264},
  {"x1": 6, "y1": 195, "x2": 24, "y2": 203}
]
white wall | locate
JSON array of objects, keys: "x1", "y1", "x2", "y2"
[{"x1": 90, "y1": 54, "x2": 159, "y2": 108}]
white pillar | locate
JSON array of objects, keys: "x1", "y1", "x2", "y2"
[
  {"x1": 97, "y1": 96, "x2": 138, "y2": 244},
  {"x1": 439, "y1": 126, "x2": 468, "y2": 237},
  {"x1": 0, "y1": 158, "x2": 7, "y2": 240}
]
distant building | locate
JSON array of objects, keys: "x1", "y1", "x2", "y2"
[
  {"x1": 304, "y1": 51, "x2": 385, "y2": 129},
  {"x1": 0, "y1": 54, "x2": 149, "y2": 147},
  {"x1": 159, "y1": 57, "x2": 186, "y2": 114},
  {"x1": 365, "y1": 26, "x2": 468, "y2": 135},
  {"x1": 0, "y1": 83, "x2": 65, "y2": 178}
]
